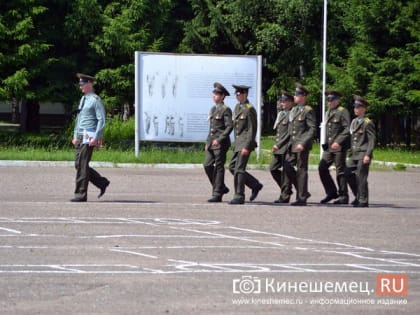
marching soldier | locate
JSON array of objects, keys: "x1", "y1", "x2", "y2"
[
  {"x1": 71, "y1": 73, "x2": 110, "y2": 202},
  {"x1": 228, "y1": 84, "x2": 263, "y2": 204},
  {"x1": 203, "y1": 82, "x2": 233, "y2": 202},
  {"x1": 270, "y1": 90, "x2": 294, "y2": 203},
  {"x1": 345, "y1": 95, "x2": 376, "y2": 207},
  {"x1": 284, "y1": 83, "x2": 316, "y2": 206},
  {"x1": 319, "y1": 90, "x2": 351, "y2": 204}
]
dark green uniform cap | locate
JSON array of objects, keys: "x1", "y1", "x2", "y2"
[
  {"x1": 232, "y1": 84, "x2": 251, "y2": 93},
  {"x1": 325, "y1": 90, "x2": 342, "y2": 97},
  {"x1": 279, "y1": 90, "x2": 293, "y2": 102},
  {"x1": 213, "y1": 82, "x2": 230, "y2": 96},
  {"x1": 353, "y1": 95, "x2": 368, "y2": 107},
  {"x1": 295, "y1": 83, "x2": 309, "y2": 96}
]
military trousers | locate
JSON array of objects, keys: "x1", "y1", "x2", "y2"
[
  {"x1": 203, "y1": 147, "x2": 228, "y2": 197},
  {"x1": 74, "y1": 137, "x2": 108, "y2": 200},
  {"x1": 269, "y1": 153, "x2": 292, "y2": 200},
  {"x1": 228, "y1": 151, "x2": 260, "y2": 201},
  {"x1": 345, "y1": 158, "x2": 370, "y2": 204},
  {"x1": 318, "y1": 150, "x2": 348, "y2": 199},
  {"x1": 284, "y1": 150, "x2": 311, "y2": 202}
]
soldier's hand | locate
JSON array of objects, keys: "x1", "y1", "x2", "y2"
[
  {"x1": 272, "y1": 145, "x2": 279, "y2": 152},
  {"x1": 295, "y1": 144, "x2": 304, "y2": 152},
  {"x1": 241, "y1": 148, "x2": 249, "y2": 156},
  {"x1": 331, "y1": 142, "x2": 340, "y2": 150},
  {"x1": 72, "y1": 138, "x2": 77, "y2": 146},
  {"x1": 363, "y1": 155, "x2": 371, "y2": 164},
  {"x1": 89, "y1": 139, "x2": 98, "y2": 147},
  {"x1": 212, "y1": 140, "x2": 220, "y2": 148}
]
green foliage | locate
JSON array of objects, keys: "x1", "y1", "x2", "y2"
[
  {"x1": 393, "y1": 164, "x2": 407, "y2": 171},
  {"x1": 0, "y1": 130, "x2": 69, "y2": 150},
  {"x1": 89, "y1": 0, "x2": 176, "y2": 112},
  {"x1": 0, "y1": 0, "x2": 50, "y2": 101},
  {"x1": 0, "y1": 0, "x2": 418, "y2": 146},
  {"x1": 327, "y1": 0, "x2": 420, "y2": 117},
  {"x1": 103, "y1": 116, "x2": 135, "y2": 148}
]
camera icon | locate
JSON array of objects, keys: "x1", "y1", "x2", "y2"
[{"x1": 233, "y1": 276, "x2": 261, "y2": 294}]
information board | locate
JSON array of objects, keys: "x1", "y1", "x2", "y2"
[{"x1": 134, "y1": 52, "x2": 262, "y2": 156}]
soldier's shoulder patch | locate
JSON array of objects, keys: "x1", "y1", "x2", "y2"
[
  {"x1": 305, "y1": 105, "x2": 313, "y2": 111},
  {"x1": 338, "y1": 106, "x2": 345, "y2": 111},
  {"x1": 246, "y1": 103, "x2": 253, "y2": 109},
  {"x1": 364, "y1": 117, "x2": 371, "y2": 123},
  {"x1": 222, "y1": 104, "x2": 229, "y2": 110}
]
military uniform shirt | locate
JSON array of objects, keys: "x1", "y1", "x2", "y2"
[
  {"x1": 207, "y1": 102, "x2": 233, "y2": 148},
  {"x1": 232, "y1": 101, "x2": 258, "y2": 152},
  {"x1": 73, "y1": 92, "x2": 106, "y2": 140},
  {"x1": 288, "y1": 104, "x2": 316, "y2": 151},
  {"x1": 349, "y1": 116, "x2": 376, "y2": 159},
  {"x1": 325, "y1": 106, "x2": 350, "y2": 151},
  {"x1": 273, "y1": 109, "x2": 290, "y2": 155}
]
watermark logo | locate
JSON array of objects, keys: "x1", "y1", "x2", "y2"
[
  {"x1": 233, "y1": 276, "x2": 261, "y2": 294},
  {"x1": 232, "y1": 275, "x2": 409, "y2": 306},
  {"x1": 376, "y1": 274, "x2": 408, "y2": 296}
]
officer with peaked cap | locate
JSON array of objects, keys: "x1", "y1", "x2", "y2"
[
  {"x1": 345, "y1": 95, "x2": 376, "y2": 207},
  {"x1": 270, "y1": 90, "x2": 295, "y2": 203},
  {"x1": 203, "y1": 82, "x2": 233, "y2": 202},
  {"x1": 228, "y1": 84, "x2": 263, "y2": 204},
  {"x1": 71, "y1": 73, "x2": 110, "y2": 202},
  {"x1": 318, "y1": 90, "x2": 351, "y2": 204},
  {"x1": 283, "y1": 83, "x2": 316, "y2": 206}
]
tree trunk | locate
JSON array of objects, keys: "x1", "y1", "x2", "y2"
[
  {"x1": 414, "y1": 116, "x2": 420, "y2": 149},
  {"x1": 11, "y1": 98, "x2": 20, "y2": 123},
  {"x1": 20, "y1": 99, "x2": 40, "y2": 133}
]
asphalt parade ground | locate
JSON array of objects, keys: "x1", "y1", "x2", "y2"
[{"x1": 0, "y1": 164, "x2": 419, "y2": 315}]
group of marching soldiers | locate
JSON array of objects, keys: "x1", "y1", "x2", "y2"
[{"x1": 204, "y1": 82, "x2": 375, "y2": 207}]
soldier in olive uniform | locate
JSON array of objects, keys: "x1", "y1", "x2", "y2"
[
  {"x1": 228, "y1": 84, "x2": 263, "y2": 205},
  {"x1": 71, "y1": 73, "x2": 110, "y2": 202},
  {"x1": 345, "y1": 95, "x2": 376, "y2": 208},
  {"x1": 203, "y1": 82, "x2": 233, "y2": 202},
  {"x1": 284, "y1": 83, "x2": 316, "y2": 206},
  {"x1": 319, "y1": 90, "x2": 351, "y2": 204},
  {"x1": 270, "y1": 90, "x2": 294, "y2": 203}
]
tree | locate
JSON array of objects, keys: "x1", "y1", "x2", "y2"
[
  {"x1": 327, "y1": 0, "x2": 420, "y2": 145},
  {"x1": 88, "y1": 0, "x2": 180, "y2": 114},
  {"x1": 0, "y1": 0, "x2": 50, "y2": 124}
]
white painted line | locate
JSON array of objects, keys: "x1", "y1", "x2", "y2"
[
  {"x1": 0, "y1": 227, "x2": 22, "y2": 234},
  {"x1": 228, "y1": 226, "x2": 375, "y2": 251},
  {"x1": 125, "y1": 245, "x2": 282, "y2": 250},
  {"x1": 170, "y1": 227, "x2": 286, "y2": 248},
  {"x1": 91, "y1": 234, "x2": 221, "y2": 239},
  {"x1": 110, "y1": 249, "x2": 158, "y2": 259},
  {"x1": 0, "y1": 245, "x2": 48, "y2": 249},
  {"x1": 0, "y1": 217, "x2": 220, "y2": 226},
  {"x1": 50, "y1": 265, "x2": 84, "y2": 273},
  {"x1": 346, "y1": 264, "x2": 391, "y2": 273},
  {"x1": 380, "y1": 250, "x2": 420, "y2": 257},
  {"x1": 335, "y1": 251, "x2": 420, "y2": 268},
  {"x1": 0, "y1": 263, "x2": 419, "y2": 275}
]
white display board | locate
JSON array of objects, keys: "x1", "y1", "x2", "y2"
[{"x1": 134, "y1": 52, "x2": 262, "y2": 157}]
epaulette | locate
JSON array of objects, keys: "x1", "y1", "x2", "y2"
[
  {"x1": 92, "y1": 94, "x2": 99, "y2": 99},
  {"x1": 222, "y1": 104, "x2": 228, "y2": 110},
  {"x1": 364, "y1": 117, "x2": 371, "y2": 123},
  {"x1": 305, "y1": 105, "x2": 312, "y2": 110},
  {"x1": 246, "y1": 103, "x2": 253, "y2": 109},
  {"x1": 338, "y1": 106, "x2": 344, "y2": 111}
]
